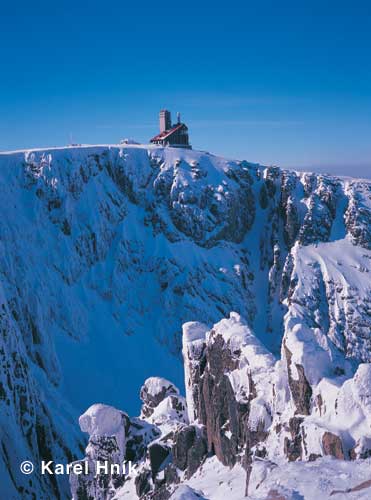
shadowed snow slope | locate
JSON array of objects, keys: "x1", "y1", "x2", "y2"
[{"x1": 1, "y1": 144, "x2": 371, "y2": 497}]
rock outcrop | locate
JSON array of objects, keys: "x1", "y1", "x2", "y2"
[
  {"x1": 70, "y1": 378, "x2": 207, "y2": 499},
  {"x1": 70, "y1": 312, "x2": 371, "y2": 499},
  {"x1": 140, "y1": 377, "x2": 180, "y2": 419}
]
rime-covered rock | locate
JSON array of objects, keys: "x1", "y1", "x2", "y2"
[
  {"x1": 182, "y1": 322, "x2": 208, "y2": 423},
  {"x1": 79, "y1": 404, "x2": 129, "y2": 460},
  {"x1": 141, "y1": 377, "x2": 180, "y2": 419},
  {"x1": 183, "y1": 313, "x2": 275, "y2": 468},
  {"x1": 70, "y1": 404, "x2": 130, "y2": 500},
  {"x1": 149, "y1": 394, "x2": 189, "y2": 426}
]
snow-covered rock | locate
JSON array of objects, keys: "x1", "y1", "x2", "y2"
[
  {"x1": 70, "y1": 305, "x2": 371, "y2": 498},
  {"x1": 149, "y1": 394, "x2": 188, "y2": 426},
  {"x1": 182, "y1": 322, "x2": 208, "y2": 423},
  {"x1": 140, "y1": 377, "x2": 180, "y2": 419},
  {"x1": 79, "y1": 404, "x2": 128, "y2": 459},
  {"x1": 183, "y1": 313, "x2": 276, "y2": 469}
]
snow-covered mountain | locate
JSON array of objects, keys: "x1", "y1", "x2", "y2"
[{"x1": 1, "y1": 144, "x2": 371, "y2": 499}]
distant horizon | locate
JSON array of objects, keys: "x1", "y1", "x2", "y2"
[{"x1": 1, "y1": 1, "x2": 370, "y2": 178}]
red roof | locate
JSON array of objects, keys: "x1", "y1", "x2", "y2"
[{"x1": 150, "y1": 123, "x2": 186, "y2": 142}]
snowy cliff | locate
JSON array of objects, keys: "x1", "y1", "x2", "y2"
[
  {"x1": 1, "y1": 144, "x2": 371, "y2": 498},
  {"x1": 72, "y1": 313, "x2": 371, "y2": 499}
]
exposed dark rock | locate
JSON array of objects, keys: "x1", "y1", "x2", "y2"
[
  {"x1": 186, "y1": 433, "x2": 208, "y2": 478},
  {"x1": 149, "y1": 443, "x2": 171, "y2": 475},
  {"x1": 244, "y1": 442, "x2": 253, "y2": 497},
  {"x1": 259, "y1": 183, "x2": 269, "y2": 209},
  {"x1": 173, "y1": 426, "x2": 196, "y2": 470},
  {"x1": 349, "y1": 437, "x2": 371, "y2": 460},
  {"x1": 164, "y1": 464, "x2": 179, "y2": 486},
  {"x1": 284, "y1": 417, "x2": 304, "y2": 462},
  {"x1": 322, "y1": 432, "x2": 344, "y2": 459},
  {"x1": 173, "y1": 425, "x2": 207, "y2": 478},
  {"x1": 196, "y1": 332, "x2": 250, "y2": 467},
  {"x1": 282, "y1": 199, "x2": 300, "y2": 248},
  {"x1": 135, "y1": 469, "x2": 152, "y2": 497},
  {"x1": 148, "y1": 486, "x2": 172, "y2": 500},
  {"x1": 284, "y1": 345, "x2": 312, "y2": 415},
  {"x1": 206, "y1": 333, "x2": 239, "y2": 378},
  {"x1": 200, "y1": 370, "x2": 240, "y2": 466},
  {"x1": 125, "y1": 417, "x2": 160, "y2": 462},
  {"x1": 265, "y1": 489, "x2": 301, "y2": 500}
]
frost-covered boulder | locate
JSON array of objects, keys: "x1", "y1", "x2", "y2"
[
  {"x1": 140, "y1": 376, "x2": 180, "y2": 419},
  {"x1": 70, "y1": 404, "x2": 131, "y2": 500},
  {"x1": 79, "y1": 403, "x2": 129, "y2": 460}
]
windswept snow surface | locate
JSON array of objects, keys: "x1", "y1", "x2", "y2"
[
  {"x1": 183, "y1": 455, "x2": 371, "y2": 500},
  {"x1": 116, "y1": 454, "x2": 371, "y2": 499}
]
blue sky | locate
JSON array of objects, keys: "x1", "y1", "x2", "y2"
[{"x1": 1, "y1": 0, "x2": 371, "y2": 176}]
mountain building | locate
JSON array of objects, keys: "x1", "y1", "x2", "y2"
[{"x1": 150, "y1": 110, "x2": 191, "y2": 149}]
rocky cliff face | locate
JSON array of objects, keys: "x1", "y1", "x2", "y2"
[
  {"x1": 181, "y1": 313, "x2": 371, "y2": 495},
  {"x1": 71, "y1": 312, "x2": 371, "y2": 499},
  {"x1": 1, "y1": 144, "x2": 371, "y2": 498}
]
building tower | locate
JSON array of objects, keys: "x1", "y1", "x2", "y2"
[
  {"x1": 150, "y1": 110, "x2": 192, "y2": 149},
  {"x1": 159, "y1": 110, "x2": 172, "y2": 133}
]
